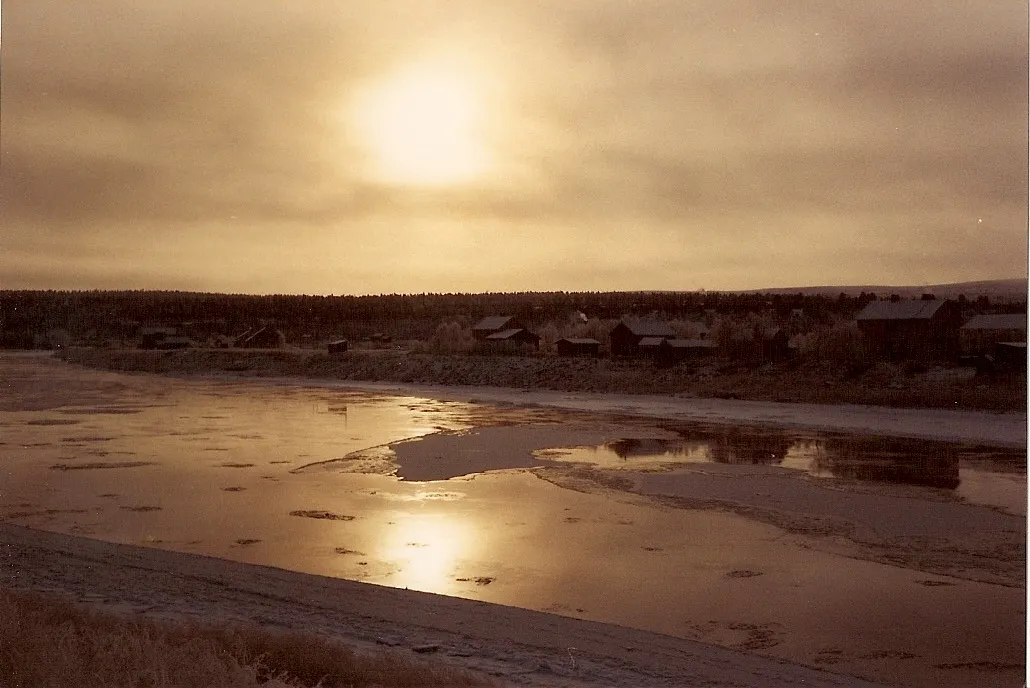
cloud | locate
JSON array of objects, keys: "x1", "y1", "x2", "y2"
[{"x1": 2, "y1": 0, "x2": 1026, "y2": 293}]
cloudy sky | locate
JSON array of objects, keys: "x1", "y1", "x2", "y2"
[{"x1": 3, "y1": 1, "x2": 1027, "y2": 295}]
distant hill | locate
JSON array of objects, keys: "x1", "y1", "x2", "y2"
[{"x1": 741, "y1": 278, "x2": 1027, "y2": 304}]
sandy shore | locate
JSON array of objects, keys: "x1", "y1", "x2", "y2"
[{"x1": 0, "y1": 522, "x2": 884, "y2": 687}]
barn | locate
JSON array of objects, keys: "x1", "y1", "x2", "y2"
[
  {"x1": 656, "y1": 338, "x2": 718, "y2": 367},
  {"x1": 556, "y1": 338, "x2": 600, "y2": 357},
  {"x1": 760, "y1": 327, "x2": 790, "y2": 361},
  {"x1": 855, "y1": 299, "x2": 961, "y2": 360},
  {"x1": 484, "y1": 328, "x2": 540, "y2": 353},
  {"x1": 327, "y1": 339, "x2": 349, "y2": 354},
  {"x1": 609, "y1": 318, "x2": 676, "y2": 357},
  {"x1": 236, "y1": 326, "x2": 285, "y2": 348},
  {"x1": 959, "y1": 314, "x2": 1027, "y2": 355},
  {"x1": 472, "y1": 316, "x2": 524, "y2": 341}
]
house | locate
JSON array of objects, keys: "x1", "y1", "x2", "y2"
[
  {"x1": 138, "y1": 326, "x2": 178, "y2": 349},
  {"x1": 236, "y1": 326, "x2": 285, "y2": 348},
  {"x1": 959, "y1": 313, "x2": 1027, "y2": 355},
  {"x1": 760, "y1": 327, "x2": 790, "y2": 361},
  {"x1": 327, "y1": 339, "x2": 349, "y2": 354},
  {"x1": 484, "y1": 328, "x2": 540, "y2": 352},
  {"x1": 609, "y1": 317, "x2": 676, "y2": 357},
  {"x1": 637, "y1": 337, "x2": 665, "y2": 358},
  {"x1": 994, "y1": 342, "x2": 1027, "y2": 372},
  {"x1": 472, "y1": 316, "x2": 523, "y2": 341},
  {"x1": 556, "y1": 338, "x2": 600, "y2": 357},
  {"x1": 855, "y1": 299, "x2": 961, "y2": 360},
  {"x1": 656, "y1": 338, "x2": 718, "y2": 367}
]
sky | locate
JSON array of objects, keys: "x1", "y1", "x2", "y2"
[{"x1": 3, "y1": 1, "x2": 1028, "y2": 295}]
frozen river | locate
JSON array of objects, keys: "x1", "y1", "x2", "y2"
[{"x1": 0, "y1": 352, "x2": 1025, "y2": 687}]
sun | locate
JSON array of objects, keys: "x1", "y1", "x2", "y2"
[{"x1": 350, "y1": 61, "x2": 491, "y2": 187}]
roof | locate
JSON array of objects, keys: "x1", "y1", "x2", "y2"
[
  {"x1": 961, "y1": 314, "x2": 1027, "y2": 331},
  {"x1": 240, "y1": 326, "x2": 282, "y2": 344},
  {"x1": 663, "y1": 339, "x2": 717, "y2": 348},
  {"x1": 618, "y1": 317, "x2": 676, "y2": 337},
  {"x1": 473, "y1": 316, "x2": 516, "y2": 331},
  {"x1": 638, "y1": 337, "x2": 665, "y2": 347},
  {"x1": 557, "y1": 338, "x2": 600, "y2": 345},
  {"x1": 485, "y1": 328, "x2": 538, "y2": 341},
  {"x1": 855, "y1": 300, "x2": 948, "y2": 321},
  {"x1": 139, "y1": 327, "x2": 177, "y2": 336}
]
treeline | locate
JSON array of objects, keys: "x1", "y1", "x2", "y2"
[{"x1": 0, "y1": 288, "x2": 1018, "y2": 349}]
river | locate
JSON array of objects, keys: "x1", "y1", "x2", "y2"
[{"x1": 0, "y1": 352, "x2": 1025, "y2": 687}]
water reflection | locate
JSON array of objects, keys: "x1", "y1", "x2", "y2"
[
  {"x1": 380, "y1": 512, "x2": 475, "y2": 593},
  {"x1": 812, "y1": 438, "x2": 960, "y2": 489},
  {"x1": 547, "y1": 428, "x2": 1024, "y2": 497}
]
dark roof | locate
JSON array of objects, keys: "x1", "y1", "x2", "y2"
[
  {"x1": 557, "y1": 338, "x2": 600, "y2": 345},
  {"x1": 961, "y1": 314, "x2": 1027, "y2": 331},
  {"x1": 485, "y1": 328, "x2": 538, "y2": 341},
  {"x1": 240, "y1": 326, "x2": 282, "y2": 344},
  {"x1": 473, "y1": 316, "x2": 516, "y2": 331},
  {"x1": 618, "y1": 317, "x2": 676, "y2": 337},
  {"x1": 663, "y1": 339, "x2": 717, "y2": 349},
  {"x1": 638, "y1": 337, "x2": 665, "y2": 347},
  {"x1": 139, "y1": 327, "x2": 177, "y2": 336},
  {"x1": 855, "y1": 300, "x2": 948, "y2": 321}
]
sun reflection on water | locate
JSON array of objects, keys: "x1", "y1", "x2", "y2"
[{"x1": 381, "y1": 511, "x2": 476, "y2": 594}]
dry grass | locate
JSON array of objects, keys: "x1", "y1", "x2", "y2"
[{"x1": 0, "y1": 587, "x2": 495, "y2": 688}]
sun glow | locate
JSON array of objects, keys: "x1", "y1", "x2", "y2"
[
  {"x1": 350, "y1": 61, "x2": 492, "y2": 187},
  {"x1": 382, "y1": 512, "x2": 475, "y2": 593}
]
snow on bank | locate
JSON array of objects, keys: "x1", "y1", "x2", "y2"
[{"x1": 0, "y1": 523, "x2": 884, "y2": 688}]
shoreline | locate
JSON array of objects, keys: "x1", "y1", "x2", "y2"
[
  {"x1": 258, "y1": 377, "x2": 1029, "y2": 448},
  {"x1": 1, "y1": 351, "x2": 1022, "y2": 687},
  {"x1": 50, "y1": 349, "x2": 1028, "y2": 448},
  {"x1": 56, "y1": 346, "x2": 1028, "y2": 413},
  {"x1": 0, "y1": 522, "x2": 883, "y2": 688}
]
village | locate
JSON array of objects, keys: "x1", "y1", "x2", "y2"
[{"x1": 126, "y1": 295, "x2": 1027, "y2": 374}]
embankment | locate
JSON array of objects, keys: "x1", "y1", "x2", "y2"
[{"x1": 57, "y1": 347, "x2": 1026, "y2": 412}]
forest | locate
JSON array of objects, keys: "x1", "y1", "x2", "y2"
[{"x1": 0, "y1": 288, "x2": 1016, "y2": 350}]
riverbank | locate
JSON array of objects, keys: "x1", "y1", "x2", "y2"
[
  {"x1": 56, "y1": 348, "x2": 1027, "y2": 447},
  {"x1": 2, "y1": 352, "x2": 1023, "y2": 687},
  {"x1": 0, "y1": 523, "x2": 884, "y2": 688},
  {"x1": 58, "y1": 346, "x2": 1027, "y2": 412}
]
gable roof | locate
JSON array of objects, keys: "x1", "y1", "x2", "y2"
[
  {"x1": 557, "y1": 338, "x2": 600, "y2": 345},
  {"x1": 855, "y1": 300, "x2": 948, "y2": 321},
  {"x1": 473, "y1": 315, "x2": 516, "y2": 332},
  {"x1": 485, "y1": 328, "x2": 538, "y2": 341},
  {"x1": 961, "y1": 314, "x2": 1027, "y2": 331},
  {"x1": 662, "y1": 338, "x2": 717, "y2": 349},
  {"x1": 617, "y1": 317, "x2": 676, "y2": 337}
]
